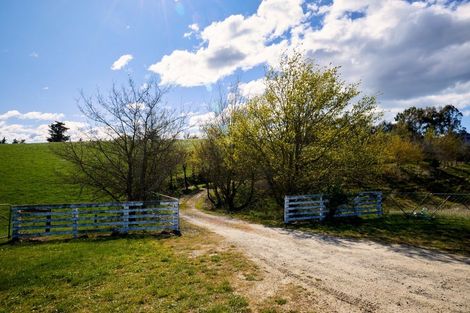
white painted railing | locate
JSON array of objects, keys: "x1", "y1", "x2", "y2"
[
  {"x1": 284, "y1": 194, "x2": 326, "y2": 223},
  {"x1": 284, "y1": 192, "x2": 382, "y2": 223},
  {"x1": 11, "y1": 197, "x2": 179, "y2": 240}
]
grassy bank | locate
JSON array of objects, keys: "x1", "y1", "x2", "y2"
[{"x1": 0, "y1": 143, "x2": 92, "y2": 205}]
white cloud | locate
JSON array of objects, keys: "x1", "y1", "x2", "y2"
[
  {"x1": 149, "y1": 0, "x2": 470, "y2": 117},
  {"x1": 185, "y1": 111, "x2": 216, "y2": 136},
  {"x1": 189, "y1": 23, "x2": 199, "y2": 32},
  {"x1": 188, "y1": 111, "x2": 215, "y2": 127},
  {"x1": 29, "y1": 52, "x2": 39, "y2": 58},
  {"x1": 381, "y1": 81, "x2": 470, "y2": 112},
  {"x1": 111, "y1": 54, "x2": 133, "y2": 70},
  {"x1": 0, "y1": 110, "x2": 64, "y2": 121},
  {"x1": 42, "y1": 86, "x2": 49, "y2": 90},
  {"x1": 22, "y1": 112, "x2": 64, "y2": 120},
  {"x1": 298, "y1": 1, "x2": 470, "y2": 102},
  {"x1": 293, "y1": 0, "x2": 470, "y2": 116},
  {"x1": 0, "y1": 120, "x2": 88, "y2": 143},
  {"x1": 149, "y1": 0, "x2": 304, "y2": 86},
  {"x1": 184, "y1": 23, "x2": 200, "y2": 38},
  {"x1": 0, "y1": 110, "x2": 21, "y2": 120},
  {"x1": 0, "y1": 110, "x2": 68, "y2": 142},
  {"x1": 239, "y1": 78, "x2": 266, "y2": 98}
]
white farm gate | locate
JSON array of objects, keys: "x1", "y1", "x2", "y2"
[
  {"x1": 284, "y1": 192, "x2": 382, "y2": 223},
  {"x1": 11, "y1": 196, "x2": 179, "y2": 240}
]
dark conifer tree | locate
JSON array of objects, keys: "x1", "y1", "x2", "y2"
[{"x1": 47, "y1": 121, "x2": 70, "y2": 142}]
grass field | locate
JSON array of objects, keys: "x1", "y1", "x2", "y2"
[
  {"x1": 0, "y1": 143, "x2": 93, "y2": 205},
  {"x1": 0, "y1": 221, "x2": 259, "y2": 313},
  {"x1": 0, "y1": 143, "x2": 257, "y2": 312},
  {"x1": 0, "y1": 140, "x2": 199, "y2": 205},
  {"x1": 0, "y1": 143, "x2": 295, "y2": 313}
]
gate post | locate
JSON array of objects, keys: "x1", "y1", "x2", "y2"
[{"x1": 11, "y1": 206, "x2": 19, "y2": 241}]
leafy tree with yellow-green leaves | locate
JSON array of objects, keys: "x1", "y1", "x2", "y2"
[
  {"x1": 196, "y1": 88, "x2": 256, "y2": 212},
  {"x1": 385, "y1": 135, "x2": 423, "y2": 167},
  {"x1": 230, "y1": 53, "x2": 384, "y2": 206}
]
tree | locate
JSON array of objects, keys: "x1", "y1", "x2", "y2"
[
  {"x1": 47, "y1": 121, "x2": 70, "y2": 142},
  {"x1": 395, "y1": 107, "x2": 428, "y2": 137},
  {"x1": 435, "y1": 105, "x2": 464, "y2": 135},
  {"x1": 423, "y1": 128, "x2": 463, "y2": 166},
  {"x1": 180, "y1": 146, "x2": 198, "y2": 192},
  {"x1": 56, "y1": 78, "x2": 184, "y2": 201},
  {"x1": 0, "y1": 137, "x2": 6, "y2": 144},
  {"x1": 12, "y1": 139, "x2": 19, "y2": 144},
  {"x1": 232, "y1": 53, "x2": 383, "y2": 205},
  {"x1": 197, "y1": 85, "x2": 255, "y2": 212},
  {"x1": 395, "y1": 105, "x2": 465, "y2": 138},
  {"x1": 385, "y1": 135, "x2": 423, "y2": 167}
]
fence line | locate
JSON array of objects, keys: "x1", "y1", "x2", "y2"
[
  {"x1": 386, "y1": 192, "x2": 470, "y2": 218},
  {"x1": 284, "y1": 192, "x2": 382, "y2": 223},
  {"x1": 11, "y1": 198, "x2": 179, "y2": 240}
]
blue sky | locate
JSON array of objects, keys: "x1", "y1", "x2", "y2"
[{"x1": 1, "y1": 0, "x2": 470, "y2": 141}]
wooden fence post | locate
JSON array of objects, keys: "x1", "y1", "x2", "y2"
[{"x1": 72, "y1": 208, "x2": 78, "y2": 238}]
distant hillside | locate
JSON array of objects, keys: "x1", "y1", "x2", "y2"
[{"x1": 0, "y1": 143, "x2": 92, "y2": 205}]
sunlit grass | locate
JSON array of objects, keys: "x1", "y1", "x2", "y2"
[{"x1": 0, "y1": 222, "x2": 253, "y2": 313}]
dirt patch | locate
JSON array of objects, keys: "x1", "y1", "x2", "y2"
[{"x1": 182, "y1": 192, "x2": 470, "y2": 313}]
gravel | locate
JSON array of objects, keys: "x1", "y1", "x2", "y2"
[{"x1": 182, "y1": 193, "x2": 470, "y2": 313}]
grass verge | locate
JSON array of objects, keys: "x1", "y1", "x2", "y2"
[{"x1": 0, "y1": 221, "x2": 255, "y2": 313}]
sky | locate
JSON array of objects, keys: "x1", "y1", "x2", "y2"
[{"x1": 1, "y1": 0, "x2": 470, "y2": 142}]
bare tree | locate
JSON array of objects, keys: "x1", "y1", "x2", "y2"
[{"x1": 57, "y1": 78, "x2": 184, "y2": 201}]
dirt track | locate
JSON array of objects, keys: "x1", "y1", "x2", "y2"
[{"x1": 181, "y1": 193, "x2": 470, "y2": 313}]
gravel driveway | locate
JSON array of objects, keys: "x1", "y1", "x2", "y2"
[{"x1": 181, "y1": 193, "x2": 470, "y2": 313}]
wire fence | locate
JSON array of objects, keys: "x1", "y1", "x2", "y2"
[{"x1": 384, "y1": 193, "x2": 470, "y2": 219}]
